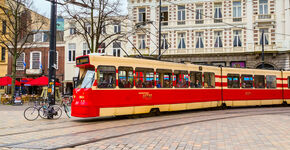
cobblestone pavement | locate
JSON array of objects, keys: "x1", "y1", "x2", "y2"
[{"x1": 0, "y1": 105, "x2": 290, "y2": 150}]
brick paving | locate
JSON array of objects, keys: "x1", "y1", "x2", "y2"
[{"x1": 0, "y1": 105, "x2": 290, "y2": 149}]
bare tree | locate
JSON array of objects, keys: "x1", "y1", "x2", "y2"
[
  {"x1": 61, "y1": 0, "x2": 127, "y2": 53},
  {"x1": 0, "y1": 0, "x2": 46, "y2": 97}
]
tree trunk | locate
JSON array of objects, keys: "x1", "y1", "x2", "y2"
[{"x1": 11, "y1": 54, "x2": 17, "y2": 101}]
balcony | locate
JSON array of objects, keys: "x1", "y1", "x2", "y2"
[
  {"x1": 255, "y1": 14, "x2": 275, "y2": 23},
  {"x1": 26, "y1": 69, "x2": 42, "y2": 75},
  {"x1": 195, "y1": 20, "x2": 204, "y2": 24},
  {"x1": 177, "y1": 21, "x2": 185, "y2": 25},
  {"x1": 214, "y1": 18, "x2": 223, "y2": 23},
  {"x1": 161, "y1": 21, "x2": 168, "y2": 26},
  {"x1": 233, "y1": 17, "x2": 242, "y2": 22}
]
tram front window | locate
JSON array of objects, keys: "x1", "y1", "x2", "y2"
[{"x1": 78, "y1": 70, "x2": 95, "y2": 89}]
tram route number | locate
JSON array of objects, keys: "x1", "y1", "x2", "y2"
[{"x1": 138, "y1": 92, "x2": 152, "y2": 100}]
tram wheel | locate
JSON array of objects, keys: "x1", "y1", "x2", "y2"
[{"x1": 150, "y1": 108, "x2": 161, "y2": 116}]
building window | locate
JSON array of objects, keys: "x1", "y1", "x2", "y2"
[
  {"x1": 195, "y1": 4, "x2": 203, "y2": 24},
  {"x1": 161, "y1": 34, "x2": 168, "y2": 49},
  {"x1": 214, "y1": 31, "x2": 223, "y2": 48},
  {"x1": 16, "y1": 53, "x2": 25, "y2": 70},
  {"x1": 138, "y1": 35, "x2": 146, "y2": 49},
  {"x1": 196, "y1": 32, "x2": 204, "y2": 48},
  {"x1": 101, "y1": 25, "x2": 106, "y2": 34},
  {"x1": 1, "y1": 47, "x2": 5, "y2": 61},
  {"x1": 85, "y1": 23, "x2": 91, "y2": 34},
  {"x1": 233, "y1": 30, "x2": 242, "y2": 47},
  {"x1": 48, "y1": 51, "x2": 58, "y2": 69},
  {"x1": 259, "y1": 0, "x2": 268, "y2": 14},
  {"x1": 177, "y1": 5, "x2": 185, "y2": 24},
  {"x1": 30, "y1": 51, "x2": 41, "y2": 69},
  {"x1": 97, "y1": 43, "x2": 105, "y2": 53},
  {"x1": 259, "y1": 28, "x2": 269, "y2": 45},
  {"x1": 161, "y1": 6, "x2": 168, "y2": 26},
  {"x1": 2, "y1": 20, "x2": 6, "y2": 34},
  {"x1": 82, "y1": 43, "x2": 90, "y2": 55},
  {"x1": 177, "y1": 33, "x2": 186, "y2": 49},
  {"x1": 33, "y1": 32, "x2": 48, "y2": 42},
  {"x1": 233, "y1": 1, "x2": 242, "y2": 21},
  {"x1": 138, "y1": 8, "x2": 146, "y2": 22},
  {"x1": 114, "y1": 24, "x2": 121, "y2": 33},
  {"x1": 113, "y1": 42, "x2": 121, "y2": 57},
  {"x1": 69, "y1": 23, "x2": 76, "y2": 35},
  {"x1": 68, "y1": 43, "x2": 76, "y2": 62},
  {"x1": 214, "y1": 3, "x2": 222, "y2": 23}
]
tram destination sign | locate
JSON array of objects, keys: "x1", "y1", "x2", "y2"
[{"x1": 76, "y1": 56, "x2": 90, "y2": 66}]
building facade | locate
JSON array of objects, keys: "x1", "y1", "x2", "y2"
[
  {"x1": 63, "y1": 17, "x2": 130, "y2": 94},
  {"x1": 127, "y1": 0, "x2": 290, "y2": 70}
]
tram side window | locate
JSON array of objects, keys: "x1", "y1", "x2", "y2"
[
  {"x1": 156, "y1": 69, "x2": 172, "y2": 88},
  {"x1": 204, "y1": 72, "x2": 215, "y2": 88},
  {"x1": 174, "y1": 70, "x2": 188, "y2": 88},
  {"x1": 266, "y1": 75, "x2": 276, "y2": 89},
  {"x1": 97, "y1": 66, "x2": 116, "y2": 88},
  {"x1": 190, "y1": 71, "x2": 202, "y2": 88},
  {"x1": 135, "y1": 68, "x2": 154, "y2": 88},
  {"x1": 254, "y1": 75, "x2": 265, "y2": 88},
  {"x1": 227, "y1": 74, "x2": 240, "y2": 88},
  {"x1": 288, "y1": 77, "x2": 290, "y2": 88},
  {"x1": 241, "y1": 75, "x2": 253, "y2": 88},
  {"x1": 118, "y1": 67, "x2": 133, "y2": 88}
]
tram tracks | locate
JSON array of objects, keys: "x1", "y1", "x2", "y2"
[
  {"x1": 1, "y1": 107, "x2": 290, "y2": 149},
  {"x1": 0, "y1": 106, "x2": 285, "y2": 137}
]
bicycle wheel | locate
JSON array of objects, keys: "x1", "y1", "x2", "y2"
[
  {"x1": 24, "y1": 107, "x2": 39, "y2": 121},
  {"x1": 50, "y1": 105, "x2": 62, "y2": 119},
  {"x1": 38, "y1": 107, "x2": 48, "y2": 119},
  {"x1": 63, "y1": 104, "x2": 71, "y2": 118}
]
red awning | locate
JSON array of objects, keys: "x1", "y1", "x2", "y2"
[
  {"x1": 0, "y1": 76, "x2": 21, "y2": 86},
  {"x1": 24, "y1": 76, "x2": 61, "y2": 86},
  {"x1": 20, "y1": 78, "x2": 34, "y2": 84}
]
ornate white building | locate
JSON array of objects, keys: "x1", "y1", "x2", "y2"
[{"x1": 127, "y1": 0, "x2": 290, "y2": 70}]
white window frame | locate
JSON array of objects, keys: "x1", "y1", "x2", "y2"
[
  {"x1": 233, "y1": 30, "x2": 242, "y2": 47},
  {"x1": 30, "y1": 51, "x2": 42, "y2": 69},
  {"x1": 85, "y1": 23, "x2": 91, "y2": 34},
  {"x1": 196, "y1": 32, "x2": 204, "y2": 48},
  {"x1": 233, "y1": 1, "x2": 242, "y2": 18},
  {"x1": 138, "y1": 8, "x2": 146, "y2": 22},
  {"x1": 16, "y1": 53, "x2": 25, "y2": 70},
  {"x1": 196, "y1": 5, "x2": 203, "y2": 20},
  {"x1": 214, "y1": 3, "x2": 222, "y2": 18},
  {"x1": 177, "y1": 33, "x2": 186, "y2": 49},
  {"x1": 33, "y1": 32, "x2": 43, "y2": 42},
  {"x1": 113, "y1": 48, "x2": 121, "y2": 57},
  {"x1": 259, "y1": 0, "x2": 269, "y2": 15},
  {"x1": 178, "y1": 5, "x2": 186, "y2": 21},
  {"x1": 214, "y1": 31, "x2": 223, "y2": 48},
  {"x1": 259, "y1": 28, "x2": 270, "y2": 45},
  {"x1": 48, "y1": 51, "x2": 58, "y2": 69},
  {"x1": 68, "y1": 43, "x2": 76, "y2": 62},
  {"x1": 82, "y1": 43, "x2": 90, "y2": 55},
  {"x1": 161, "y1": 34, "x2": 169, "y2": 49},
  {"x1": 138, "y1": 35, "x2": 146, "y2": 49},
  {"x1": 114, "y1": 24, "x2": 121, "y2": 33}
]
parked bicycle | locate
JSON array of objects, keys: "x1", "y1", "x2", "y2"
[
  {"x1": 24, "y1": 101, "x2": 62, "y2": 121},
  {"x1": 23, "y1": 101, "x2": 42, "y2": 121},
  {"x1": 60, "y1": 98, "x2": 71, "y2": 118}
]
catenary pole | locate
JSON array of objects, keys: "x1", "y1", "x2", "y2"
[
  {"x1": 47, "y1": 0, "x2": 57, "y2": 119},
  {"x1": 261, "y1": 30, "x2": 265, "y2": 69},
  {"x1": 158, "y1": 0, "x2": 162, "y2": 59}
]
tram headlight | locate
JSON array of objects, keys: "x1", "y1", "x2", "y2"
[{"x1": 79, "y1": 96, "x2": 85, "y2": 99}]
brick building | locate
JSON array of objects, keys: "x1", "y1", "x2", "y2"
[{"x1": 127, "y1": 0, "x2": 290, "y2": 70}]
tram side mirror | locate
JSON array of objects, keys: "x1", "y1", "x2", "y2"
[{"x1": 73, "y1": 77, "x2": 79, "y2": 88}]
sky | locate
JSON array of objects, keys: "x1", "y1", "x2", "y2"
[{"x1": 32, "y1": 0, "x2": 128, "y2": 18}]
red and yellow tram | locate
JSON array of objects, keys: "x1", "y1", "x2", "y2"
[{"x1": 71, "y1": 55, "x2": 290, "y2": 118}]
